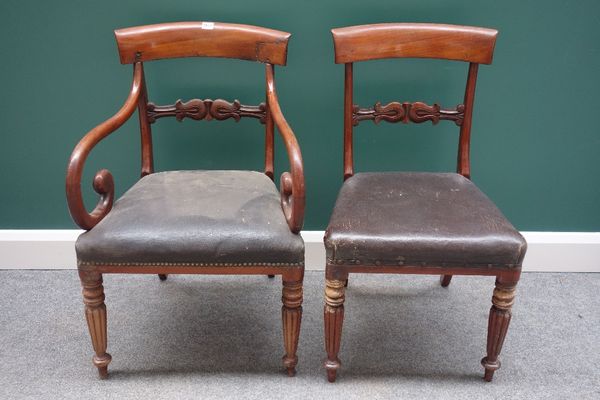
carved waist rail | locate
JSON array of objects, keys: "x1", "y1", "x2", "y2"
[
  {"x1": 147, "y1": 98, "x2": 267, "y2": 124},
  {"x1": 352, "y1": 101, "x2": 465, "y2": 126}
]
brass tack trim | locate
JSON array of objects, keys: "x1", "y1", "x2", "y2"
[
  {"x1": 78, "y1": 261, "x2": 304, "y2": 267},
  {"x1": 326, "y1": 258, "x2": 519, "y2": 268}
]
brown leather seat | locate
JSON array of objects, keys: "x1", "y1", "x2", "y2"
[
  {"x1": 76, "y1": 170, "x2": 304, "y2": 267},
  {"x1": 325, "y1": 172, "x2": 526, "y2": 268}
]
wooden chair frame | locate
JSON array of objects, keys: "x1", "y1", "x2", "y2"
[
  {"x1": 66, "y1": 22, "x2": 305, "y2": 378},
  {"x1": 324, "y1": 23, "x2": 520, "y2": 382}
]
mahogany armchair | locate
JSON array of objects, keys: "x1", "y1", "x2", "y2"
[
  {"x1": 323, "y1": 24, "x2": 527, "y2": 382},
  {"x1": 66, "y1": 22, "x2": 305, "y2": 378}
]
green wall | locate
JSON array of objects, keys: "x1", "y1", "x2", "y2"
[{"x1": 1, "y1": 0, "x2": 599, "y2": 231}]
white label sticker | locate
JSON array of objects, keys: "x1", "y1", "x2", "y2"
[{"x1": 201, "y1": 22, "x2": 215, "y2": 30}]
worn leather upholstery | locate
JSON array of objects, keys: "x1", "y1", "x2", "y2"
[
  {"x1": 76, "y1": 170, "x2": 304, "y2": 267},
  {"x1": 325, "y1": 172, "x2": 526, "y2": 269}
]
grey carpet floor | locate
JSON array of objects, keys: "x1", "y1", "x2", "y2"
[{"x1": 0, "y1": 271, "x2": 598, "y2": 399}]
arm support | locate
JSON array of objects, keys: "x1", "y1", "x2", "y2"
[
  {"x1": 265, "y1": 64, "x2": 305, "y2": 233},
  {"x1": 66, "y1": 63, "x2": 143, "y2": 230}
]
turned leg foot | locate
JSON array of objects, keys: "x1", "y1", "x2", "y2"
[
  {"x1": 326, "y1": 367, "x2": 338, "y2": 383},
  {"x1": 324, "y1": 278, "x2": 346, "y2": 382},
  {"x1": 158, "y1": 274, "x2": 168, "y2": 281},
  {"x1": 79, "y1": 271, "x2": 112, "y2": 378},
  {"x1": 94, "y1": 356, "x2": 111, "y2": 379},
  {"x1": 440, "y1": 275, "x2": 452, "y2": 287},
  {"x1": 481, "y1": 277, "x2": 518, "y2": 382},
  {"x1": 282, "y1": 277, "x2": 303, "y2": 376}
]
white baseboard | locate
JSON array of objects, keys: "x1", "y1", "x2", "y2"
[{"x1": 0, "y1": 230, "x2": 598, "y2": 272}]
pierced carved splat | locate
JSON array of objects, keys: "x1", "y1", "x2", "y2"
[
  {"x1": 146, "y1": 99, "x2": 267, "y2": 124},
  {"x1": 352, "y1": 101, "x2": 465, "y2": 126}
]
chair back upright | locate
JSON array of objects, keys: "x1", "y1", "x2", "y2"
[
  {"x1": 114, "y1": 21, "x2": 292, "y2": 179},
  {"x1": 331, "y1": 23, "x2": 498, "y2": 180}
]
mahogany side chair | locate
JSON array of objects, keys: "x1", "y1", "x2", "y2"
[
  {"x1": 323, "y1": 23, "x2": 527, "y2": 382},
  {"x1": 66, "y1": 22, "x2": 305, "y2": 378}
]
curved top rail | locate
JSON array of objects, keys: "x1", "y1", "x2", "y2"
[
  {"x1": 332, "y1": 23, "x2": 498, "y2": 64},
  {"x1": 115, "y1": 22, "x2": 291, "y2": 65}
]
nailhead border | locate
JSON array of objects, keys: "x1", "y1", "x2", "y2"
[
  {"x1": 326, "y1": 259, "x2": 520, "y2": 269},
  {"x1": 78, "y1": 261, "x2": 304, "y2": 267}
]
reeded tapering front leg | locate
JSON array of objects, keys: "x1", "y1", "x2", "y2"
[
  {"x1": 481, "y1": 278, "x2": 518, "y2": 382},
  {"x1": 440, "y1": 274, "x2": 452, "y2": 287},
  {"x1": 324, "y1": 278, "x2": 346, "y2": 382},
  {"x1": 282, "y1": 278, "x2": 303, "y2": 376},
  {"x1": 79, "y1": 270, "x2": 112, "y2": 379}
]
